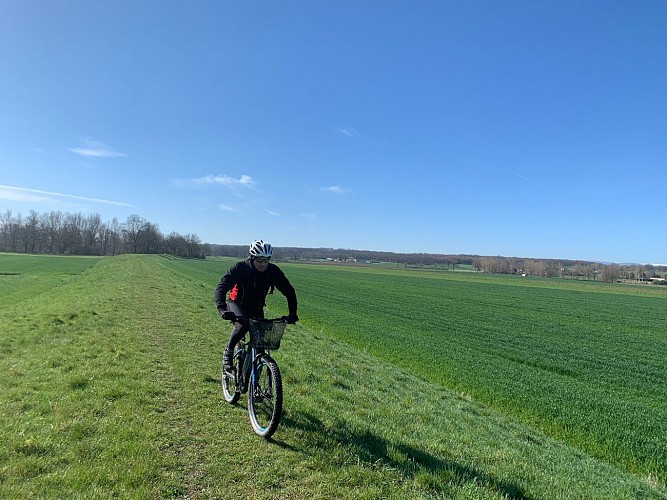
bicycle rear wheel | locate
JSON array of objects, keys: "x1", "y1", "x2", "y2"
[
  {"x1": 221, "y1": 342, "x2": 242, "y2": 404},
  {"x1": 248, "y1": 354, "x2": 283, "y2": 438}
]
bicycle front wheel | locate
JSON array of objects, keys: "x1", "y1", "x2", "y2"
[{"x1": 248, "y1": 354, "x2": 283, "y2": 438}]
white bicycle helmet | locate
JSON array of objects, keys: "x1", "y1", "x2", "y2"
[{"x1": 249, "y1": 239, "x2": 273, "y2": 258}]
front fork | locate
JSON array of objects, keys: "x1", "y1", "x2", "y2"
[
  {"x1": 242, "y1": 347, "x2": 270, "y2": 394},
  {"x1": 239, "y1": 347, "x2": 264, "y2": 394}
]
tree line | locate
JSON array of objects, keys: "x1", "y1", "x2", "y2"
[
  {"x1": 471, "y1": 256, "x2": 666, "y2": 283},
  {"x1": 209, "y1": 245, "x2": 665, "y2": 282},
  {"x1": 4, "y1": 208, "x2": 665, "y2": 284},
  {"x1": 0, "y1": 209, "x2": 207, "y2": 258},
  {"x1": 208, "y1": 244, "x2": 477, "y2": 267}
]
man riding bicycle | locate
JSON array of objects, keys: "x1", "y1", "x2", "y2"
[{"x1": 215, "y1": 239, "x2": 299, "y2": 372}]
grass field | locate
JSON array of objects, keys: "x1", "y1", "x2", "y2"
[{"x1": 1, "y1": 253, "x2": 665, "y2": 499}]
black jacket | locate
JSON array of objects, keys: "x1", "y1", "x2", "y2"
[{"x1": 214, "y1": 259, "x2": 297, "y2": 317}]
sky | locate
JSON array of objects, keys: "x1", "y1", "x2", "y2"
[{"x1": 1, "y1": 1, "x2": 666, "y2": 264}]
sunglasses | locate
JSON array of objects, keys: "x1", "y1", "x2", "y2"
[{"x1": 254, "y1": 258, "x2": 270, "y2": 264}]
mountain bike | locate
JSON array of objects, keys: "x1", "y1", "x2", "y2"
[{"x1": 221, "y1": 316, "x2": 288, "y2": 438}]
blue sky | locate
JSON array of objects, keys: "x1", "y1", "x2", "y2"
[{"x1": 1, "y1": 1, "x2": 665, "y2": 264}]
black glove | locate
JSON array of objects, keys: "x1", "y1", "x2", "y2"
[
  {"x1": 286, "y1": 313, "x2": 299, "y2": 324},
  {"x1": 219, "y1": 309, "x2": 236, "y2": 321}
]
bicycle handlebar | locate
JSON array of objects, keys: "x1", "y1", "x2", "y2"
[{"x1": 225, "y1": 315, "x2": 288, "y2": 324}]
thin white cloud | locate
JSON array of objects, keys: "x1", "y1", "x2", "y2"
[
  {"x1": 69, "y1": 138, "x2": 126, "y2": 158},
  {"x1": 301, "y1": 212, "x2": 317, "y2": 221},
  {"x1": 185, "y1": 174, "x2": 257, "y2": 188},
  {"x1": 0, "y1": 186, "x2": 51, "y2": 203},
  {"x1": 218, "y1": 204, "x2": 239, "y2": 212},
  {"x1": 332, "y1": 127, "x2": 359, "y2": 138},
  {"x1": 267, "y1": 210, "x2": 281, "y2": 216},
  {"x1": 323, "y1": 185, "x2": 347, "y2": 194},
  {"x1": 0, "y1": 184, "x2": 134, "y2": 207},
  {"x1": 513, "y1": 173, "x2": 543, "y2": 187}
]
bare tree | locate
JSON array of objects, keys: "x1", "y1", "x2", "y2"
[
  {"x1": 165, "y1": 231, "x2": 187, "y2": 256},
  {"x1": 0, "y1": 209, "x2": 14, "y2": 252},
  {"x1": 185, "y1": 233, "x2": 201, "y2": 258},
  {"x1": 81, "y1": 213, "x2": 102, "y2": 255},
  {"x1": 18, "y1": 210, "x2": 40, "y2": 254},
  {"x1": 62, "y1": 213, "x2": 84, "y2": 254},
  {"x1": 41, "y1": 211, "x2": 64, "y2": 254},
  {"x1": 109, "y1": 218, "x2": 121, "y2": 256},
  {"x1": 122, "y1": 214, "x2": 148, "y2": 253},
  {"x1": 98, "y1": 222, "x2": 111, "y2": 255},
  {"x1": 142, "y1": 222, "x2": 164, "y2": 253},
  {"x1": 601, "y1": 264, "x2": 621, "y2": 283}
]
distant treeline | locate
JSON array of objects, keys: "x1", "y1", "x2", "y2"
[
  {"x1": 1, "y1": 209, "x2": 207, "y2": 258},
  {"x1": 4, "y1": 209, "x2": 665, "y2": 283},
  {"x1": 208, "y1": 245, "x2": 666, "y2": 283},
  {"x1": 471, "y1": 256, "x2": 666, "y2": 282},
  {"x1": 209, "y1": 244, "x2": 478, "y2": 266}
]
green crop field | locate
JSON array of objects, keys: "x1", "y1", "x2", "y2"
[
  {"x1": 279, "y1": 263, "x2": 667, "y2": 477},
  {"x1": 1, "y1": 253, "x2": 665, "y2": 499}
]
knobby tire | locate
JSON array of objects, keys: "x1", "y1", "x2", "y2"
[{"x1": 248, "y1": 354, "x2": 283, "y2": 438}]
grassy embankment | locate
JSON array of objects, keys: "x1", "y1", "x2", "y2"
[{"x1": 0, "y1": 253, "x2": 664, "y2": 499}]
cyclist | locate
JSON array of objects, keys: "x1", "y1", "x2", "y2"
[{"x1": 215, "y1": 239, "x2": 299, "y2": 372}]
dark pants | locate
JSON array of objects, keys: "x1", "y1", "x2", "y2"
[{"x1": 225, "y1": 302, "x2": 264, "y2": 353}]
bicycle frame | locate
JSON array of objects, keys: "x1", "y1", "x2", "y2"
[{"x1": 237, "y1": 340, "x2": 269, "y2": 394}]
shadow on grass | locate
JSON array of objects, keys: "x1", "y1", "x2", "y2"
[{"x1": 278, "y1": 412, "x2": 533, "y2": 500}]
